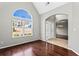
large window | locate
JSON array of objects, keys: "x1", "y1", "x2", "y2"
[{"x1": 12, "y1": 9, "x2": 32, "y2": 38}]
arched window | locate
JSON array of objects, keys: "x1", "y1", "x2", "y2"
[{"x1": 12, "y1": 9, "x2": 32, "y2": 38}]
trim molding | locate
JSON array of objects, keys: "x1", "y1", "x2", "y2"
[
  {"x1": 69, "y1": 48, "x2": 79, "y2": 56},
  {"x1": 42, "y1": 39, "x2": 79, "y2": 56},
  {"x1": 0, "y1": 39, "x2": 40, "y2": 49}
]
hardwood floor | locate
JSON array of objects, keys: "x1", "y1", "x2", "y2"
[{"x1": 0, "y1": 40, "x2": 78, "y2": 56}]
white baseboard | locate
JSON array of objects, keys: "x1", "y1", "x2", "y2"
[
  {"x1": 0, "y1": 39, "x2": 39, "y2": 49},
  {"x1": 41, "y1": 39, "x2": 79, "y2": 56},
  {"x1": 68, "y1": 48, "x2": 79, "y2": 56}
]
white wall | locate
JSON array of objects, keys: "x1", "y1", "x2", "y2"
[
  {"x1": 56, "y1": 15, "x2": 68, "y2": 36},
  {"x1": 41, "y1": 2, "x2": 79, "y2": 53},
  {"x1": 56, "y1": 26, "x2": 68, "y2": 35},
  {"x1": 56, "y1": 15, "x2": 68, "y2": 21},
  {"x1": 56, "y1": 21, "x2": 68, "y2": 36},
  {"x1": 0, "y1": 2, "x2": 41, "y2": 49},
  {"x1": 41, "y1": 3, "x2": 72, "y2": 41},
  {"x1": 69, "y1": 2, "x2": 79, "y2": 53}
]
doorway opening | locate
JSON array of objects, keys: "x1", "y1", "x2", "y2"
[{"x1": 45, "y1": 14, "x2": 68, "y2": 49}]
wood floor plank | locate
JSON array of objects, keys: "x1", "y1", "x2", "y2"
[{"x1": 0, "y1": 40, "x2": 78, "y2": 56}]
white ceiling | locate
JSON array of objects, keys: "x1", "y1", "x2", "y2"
[{"x1": 32, "y1": 2, "x2": 69, "y2": 14}]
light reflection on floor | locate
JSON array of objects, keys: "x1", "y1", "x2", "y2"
[
  {"x1": 12, "y1": 47, "x2": 35, "y2": 56},
  {"x1": 47, "y1": 38, "x2": 68, "y2": 49}
]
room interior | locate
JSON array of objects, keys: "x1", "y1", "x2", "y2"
[
  {"x1": 0, "y1": 2, "x2": 79, "y2": 56},
  {"x1": 45, "y1": 14, "x2": 68, "y2": 49}
]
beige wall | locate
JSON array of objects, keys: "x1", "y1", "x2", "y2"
[{"x1": 0, "y1": 2, "x2": 41, "y2": 49}]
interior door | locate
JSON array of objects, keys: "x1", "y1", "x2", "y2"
[{"x1": 46, "y1": 21, "x2": 54, "y2": 40}]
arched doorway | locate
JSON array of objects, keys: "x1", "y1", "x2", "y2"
[{"x1": 45, "y1": 14, "x2": 68, "y2": 49}]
